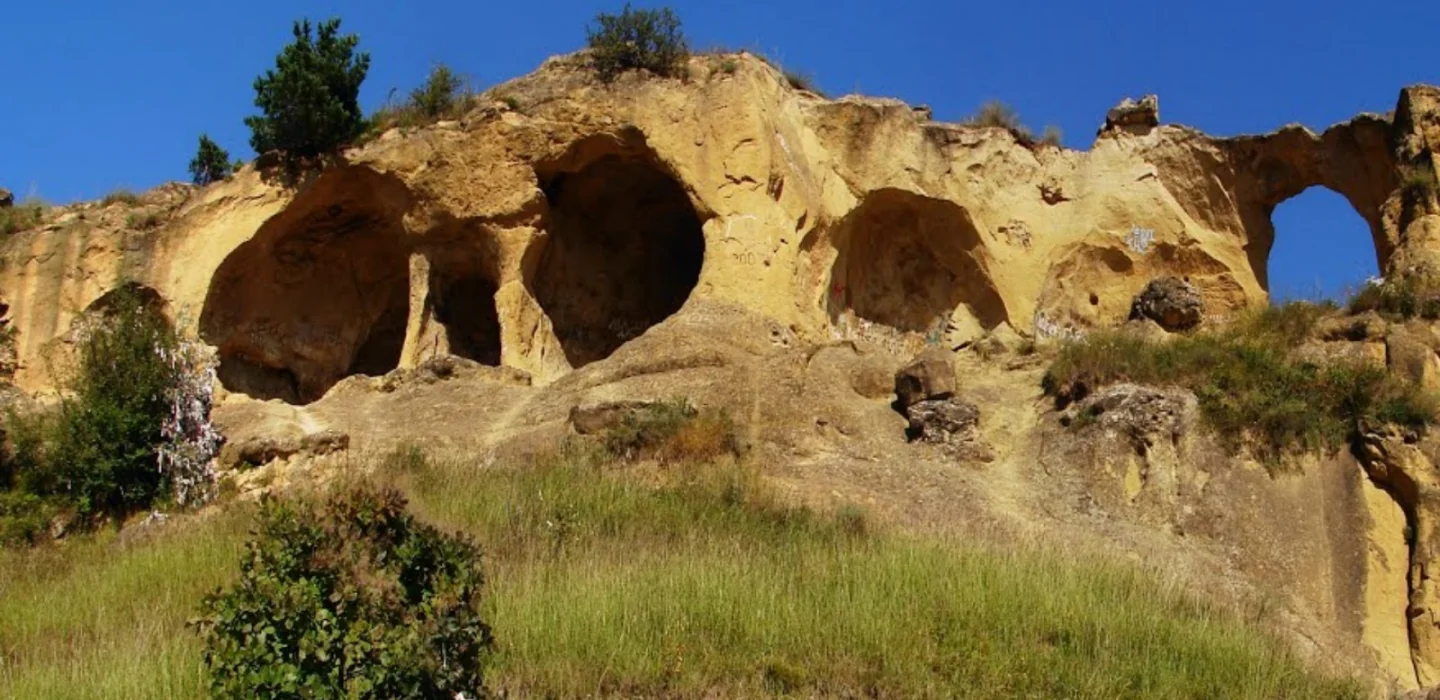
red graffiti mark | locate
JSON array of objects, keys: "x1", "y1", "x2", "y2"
[{"x1": 830, "y1": 281, "x2": 846, "y2": 297}]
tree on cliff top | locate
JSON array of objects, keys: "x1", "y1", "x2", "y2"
[{"x1": 244, "y1": 18, "x2": 370, "y2": 161}]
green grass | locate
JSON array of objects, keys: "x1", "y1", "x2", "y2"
[
  {"x1": 1045, "y1": 303, "x2": 1436, "y2": 465},
  {"x1": 0, "y1": 445, "x2": 1365, "y2": 699},
  {"x1": 1349, "y1": 274, "x2": 1440, "y2": 320},
  {"x1": 0, "y1": 509, "x2": 252, "y2": 699}
]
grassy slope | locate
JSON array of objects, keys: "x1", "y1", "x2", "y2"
[{"x1": 0, "y1": 448, "x2": 1364, "y2": 699}]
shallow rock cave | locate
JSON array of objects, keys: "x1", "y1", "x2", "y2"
[
  {"x1": 530, "y1": 150, "x2": 705, "y2": 367},
  {"x1": 829, "y1": 189, "x2": 1007, "y2": 336},
  {"x1": 199, "y1": 169, "x2": 412, "y2": 404},
  {"x1": 425, "y1": 246, "x2": 502, "y2": 366}
]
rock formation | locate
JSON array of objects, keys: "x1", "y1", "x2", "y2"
[{"x1": 3, "y1": 52, "x2": 1440, "y2": 694}]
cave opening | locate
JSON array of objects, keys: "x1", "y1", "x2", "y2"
[
  {"x1": 1265, "y1": 186, "x2": 1380, "y2": 303},
  {"x1": 429, "y1": 266, "x2": 502, "y2": 366},
  {"x1": 199, "y1": 169, "x2": 412, "y2": 404},
  {"x1": 531, "y1": 149, "x2": 705, "y2": 367},
  {"x1": 828, "y1": 189, "x2": 1007, "y2": 339}
]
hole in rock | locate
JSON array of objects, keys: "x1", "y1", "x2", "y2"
[
  {"x1": 829, "y1": 189, "x2": 1007, "y2": 336},
  {"x1": 1266, "y1": 187, "x2": 1379, "y2": 303},
  {"x1": 199, "y1": 168, "x2": 412, "y2": 404},
  {"x1": 531, "y1": 146, "x2": 705, "y2": 367},
  {"x1": 423, "y1": 235, "x2": 503, "y2": 366}
]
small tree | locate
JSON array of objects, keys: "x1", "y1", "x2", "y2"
[
  {"x1": 409, "y1": 63, "x2": 465, "y2": 120},
  {"x1": 586, "y1": 4, "x2": 689, "y2": 82},
  {"x1": 244, "y1": 18, "x2": 371, "y2": 161},
  {"x1": 43, "y1": 287, "x2": 183, "y2": 518},
  {"x1": 197, "y1": 484, "x2": 492, "y2": 699},
  {"x1": 189, "y1": 135, "x2": 233, "y2": 185}
]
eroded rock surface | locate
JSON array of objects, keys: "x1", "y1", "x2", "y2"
[
  {"x1": 3, "y1": 53, "x2": 1440, "y2": 695},
  {"x1": 1129, "y1": 276, "x2": 1205, "y2": 331}
]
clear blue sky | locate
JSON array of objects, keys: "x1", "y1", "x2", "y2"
[{"x1": 3, "y1": 1, "x2": 1436, "y2": 300}]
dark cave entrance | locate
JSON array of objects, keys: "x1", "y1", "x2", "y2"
[{"x1": 531, "y1": 148, "x2": 705, "y2": 367}]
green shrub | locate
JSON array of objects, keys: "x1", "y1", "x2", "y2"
[
  {"x1": 409, "y1": 63, "x2": 465, "y2": 120},
  {"x1": 0, "y1": 491, "x2": 58, "y2": 546},
  {"x1": 586, "y1": 4, "x2": 689, "y2": 82},
  {"x1": 245, "y1": 18, "x2": 370, "y2": 161},
  {"x1": 196, "y1": 483, "x2": 492, "y2": 699},
  {"x1": 1044, "y1": 304, "x2": 1437, "y2": 465},
  {"x1": 188, "y1": 134, "x2": 233, "y2": 186},
  {"x1": 1348, "y1": 275, "x2": 1440, "y2": 320},
  {"x1": 1401, "y1": 165, "x2": 1439, "y2": 201},
  {"x1": 24, "y1": 287, "x2": 183, "y2": 519}
]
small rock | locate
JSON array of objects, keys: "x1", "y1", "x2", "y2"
[
  {"x1": 0, "y1": 187, "x2": 12, "y2": 208},
  {"x1": 894, "y1": 348, "x2": 956, "y2": 408},
  {"x1": 1101, "y1": 95, "x2": 1159, "y2": 135},
  {"x1": 912, "y1": 105, "x2": 934, "y2": 122},
  {"x1": 1129, "y1": 277, "x2": 1204, "y2": 332}
]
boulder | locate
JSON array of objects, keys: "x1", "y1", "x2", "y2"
[
  {"x1": 894, "y1": 348, "x2": 956, "y2": 408},
  {"x1": 1061, "y1": 383, "x2": 1197, "y2": 449},
  {"x1": 1101, "y1": 95, "x2": 1159, "y2": 135},
  {"x1": 904, "y1": 397, "x2": 994, "y2": 462},
  {"x1": 1129, "y1": 277, "x2": 1204, "y2": 332},
  {"x1": 0, "y1": 188, "x2": 12, "y2": 208}
]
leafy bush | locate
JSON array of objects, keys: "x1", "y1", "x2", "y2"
[
  {"x1": 196, "y1": 483, "x2": 492, "y2": 699},
  {"x1": 362, "y1": 63, "x2": 471, "y2": 141},
  {"x1": 188, "y1": 134, "x2": 233, "y2": 186},
  {"x1": 245, "y1": 18, "x2": 371, "y2": 161},
  {"x1": 1348, "y1": 275, "x2": 1440, "y2": 320},
  {"x1": 602, "y1": 398, "x2": 742, "y2": 462},
  {"x1": 1044, "y1": 304, "x2": 1437, "y2": 465},
  {"x1": 409, "y1": 63, "x2": 465, "y2": 120},
  {"x1": 586, "y1": 4, "x2": 689, "y2": 82},
  {"x1": 8, "y1": 287, "x2": 214, "y2": 520}
]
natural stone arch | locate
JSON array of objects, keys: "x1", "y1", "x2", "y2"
[
  {"x1": 418, "y1": 221, "x2": 504, "y2": 366},
  {"x1": 826, "y1": 189, "x2": 1007, "y2": 340},
  {"x1": 1226, "y1": 120, "x2": 1397, "y2": 290},
  {"x1": 529, "y1": 132, "x2": 706, "y2": 368},
  {"x1": 199, "y1": 167, "x2": 413, "y2": 404},
  {"x1": 1264, "y1": 186, "x2": 1381, "y2": 300}
]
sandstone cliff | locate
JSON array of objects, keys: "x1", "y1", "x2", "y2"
[{"x1": 3, "y1": 52, "x2": 1440, "y2": 694}]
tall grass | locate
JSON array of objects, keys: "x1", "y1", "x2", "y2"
[
  {"x1": 0, "y1": 445, "x2": 1364, "y2": 699},
  {"x1": 1045, "y1": 303, "x2": 1437, "y2": 465},
  {"x1": 0, "y1": 509, "x2": 251, "y2": 699}
]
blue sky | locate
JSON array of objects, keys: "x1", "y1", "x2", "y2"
[{"x1": 2, "y1": 1, "x2": 1436, "y2": 300}]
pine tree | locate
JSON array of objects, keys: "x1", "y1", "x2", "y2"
[
  {"x1": 244, "y1": 18, "x2": 370, "y2": 161},
  {"x1": 188, "y1": 135, "x2": 232, "y2": 186}
]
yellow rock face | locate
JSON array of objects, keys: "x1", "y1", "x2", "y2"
[{"x1": 1, "y1": 56, "x2": 1433, "y2": 402}]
